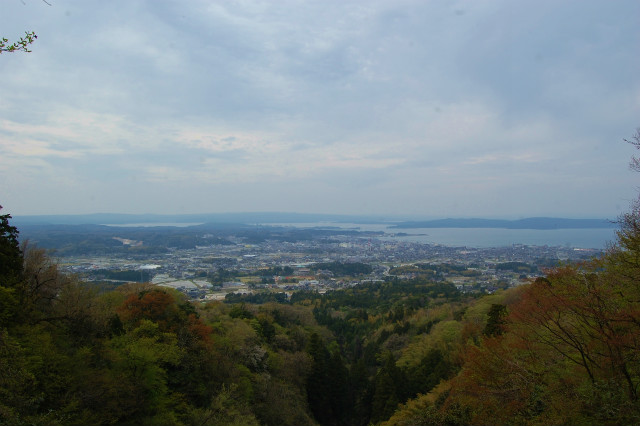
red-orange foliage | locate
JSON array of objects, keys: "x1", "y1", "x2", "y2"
[
  {"x1": 444, "y1": 331, "x2": 550, "y2": 425},
  {"x1": 511, "y1": 265, "x2": 640, "y2": 402},
  {"x1": 117, "y1": 289, "x2": 180, "y2": 331},
  {"x1": 117, "y1": 289, "x2": 214, "y2": 350},
  {"x1": 186, "y1": 313, "x2": 213, "y2": 345},
  {"x1": 438, "y1": 253, "x2": 640, "y2": 425}
]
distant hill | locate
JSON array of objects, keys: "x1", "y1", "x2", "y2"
[{"x1": 389, "y1": 217, "x2": 616, "y2": 230}]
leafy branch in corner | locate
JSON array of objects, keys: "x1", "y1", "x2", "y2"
[{"x1": 0, "y1": 31, "x2": 37, "y2": 54}]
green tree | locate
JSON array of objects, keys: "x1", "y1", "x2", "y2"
[
  {"x1": 306, "y1": 333, "x2": 334, "y2": 425},
  {"x1": 406, "y1": 349, "x2": 452, "y2": 398},
  {"x1": 371, "y1": 353, "x2": 405, "y2": 423},
  {"x1": 483, "y1": 304, "x2": 508, "y2": 337},
  {"x1": 0, "y1": 329, "x2": 39, "y2": 424},
  {"x1": 187, "y1": 385, "x2": 260, "y2": 426},
  {"x1": 0, "y1": 207, "x2": 22, "y2": 325},
  {"x1": 0, "y1": 207, "x2": 22, "y2": 280},
  {"x1": 327, "y1": 350, "x2": 351, "y2": 426},
  {"x1": 106, "y1": 320, "x2": 183, "y2": 423}
]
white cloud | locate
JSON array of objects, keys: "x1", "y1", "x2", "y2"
[{"x1": 1, "y1": 0, "x2": 639, "y2": 216}]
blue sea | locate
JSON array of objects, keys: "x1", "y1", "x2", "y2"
[
  {"x1": 381, "y1": 227, "x2": 616, "y2": 249},
  {"x1": 272, "y1": 222, "x2": 617, "y2": 249},
  {"x1": 103, "y1": 221, "x2": 617, "y2": 249}
]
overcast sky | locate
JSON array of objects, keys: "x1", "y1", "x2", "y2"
[{"x1": 1, "y1": 0, "x2": 639, "y2": 219}]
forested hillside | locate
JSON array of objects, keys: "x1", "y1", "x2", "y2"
[{"x1": 1, "y1": 203, "x2": 639, "y2": 425}]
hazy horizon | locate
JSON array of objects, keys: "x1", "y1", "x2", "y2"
[
  {"x1": 3, "y1": 208, "x2": 629, "y2": 222},
  {"x1": 9, "y1": 211, "x2": 619, "y2": 224},
  {"x1": 2, "y1": 1, "x2": 639, "y2": 218}
]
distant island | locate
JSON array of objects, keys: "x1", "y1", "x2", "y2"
[{"x1": 389, "y1": 217, "x2": 617, "y2": 230}]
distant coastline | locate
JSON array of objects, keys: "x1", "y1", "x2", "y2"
[
  {"x1": 11, "y1": 213, "x2": 616, "y2": 230},
  {"x1": 12, "y1": 214, "x2": 617, "y2": 250}
]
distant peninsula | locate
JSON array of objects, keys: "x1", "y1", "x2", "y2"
[{"x1": 389, "y1": 217, "x2": 617, "y2": 230}]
